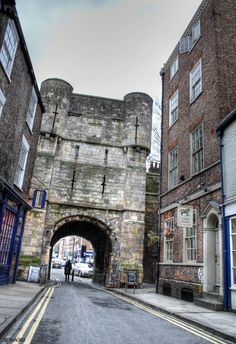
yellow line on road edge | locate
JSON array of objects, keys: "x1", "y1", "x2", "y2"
[
  {"x1": 16, "y1": 287, "x2": 52, "y2": 340},
  {"x1": 24, "y1": 287, "x2": 54, "y2": 344},
  {"x1": 106, "y1": 291, "x2": 227, "y2": 344}
]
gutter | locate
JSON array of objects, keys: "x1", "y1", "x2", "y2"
[
  {"x1": 156, "y1": 68, "x2": 165, "y2": 293},
  {"x1": 217, "y1": 131, "x2": 231, "y2": 310}
]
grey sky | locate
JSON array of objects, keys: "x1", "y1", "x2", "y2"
[{"x1": 17, "y1": 0, "x2": 201, "y2": 100}]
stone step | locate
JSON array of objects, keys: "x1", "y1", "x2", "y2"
[
  {"x1": 202, "y1": 292, "x2": 223, "y2": 302},
  {"x1": 194, "y1": 297, "x2": 224, "y2": 311}
]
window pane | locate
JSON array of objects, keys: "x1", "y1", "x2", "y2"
[
  {"x1": 232, "y1": 219, "x2": 236, "y2": 234},
  {"x1": 233, "y1": 268, "x2": 236, "y2": 285},
  {"x1": 190, "y1": 60, "x2": 202, "y2": 102},
  {"x1": 0, "y1": 20, "x2": 18, "y2": 75},
  {"x1": 192, "y1": 21, "x2": 201, "y2": 42}
]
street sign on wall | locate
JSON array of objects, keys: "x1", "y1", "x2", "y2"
[{"x1": 177, "y1": 205, "x2": 193, "y2": 227}]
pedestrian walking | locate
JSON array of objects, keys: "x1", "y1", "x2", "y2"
[{"x1": 64, "y1": 259, "x2": 72, "y2": 282}]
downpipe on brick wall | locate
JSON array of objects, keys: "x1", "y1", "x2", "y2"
[
  {"x1": 156, "y1": 68, "x2": 165, "y2": 294},
  {"x1": 217, "y1": 130, "x2": 231, "y2": 310}
]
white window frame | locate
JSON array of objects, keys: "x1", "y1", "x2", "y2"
[
  {"x1": 0, "y1": 19, "x2": 19, "y2": 78},
  {"x1": 169, "y1": 90, "x2": 178, "y2": 127},
  {"x1": 0, "y1": 89, "x2": 6, "y2": 118},
  {"x1": 168, "y1": 147, "x2": 178, "y2": 189},
  {"x1": 14, "y1": 135, "x2": 29, "y2": 189},
  {"x1": 191, "y1": 124, "x2": 204, "y2": 175},
  {"x1": 184, "y1": 210, "x2": 197, "y2": 262},
  {"x1": 190, "y1": 59, "x2": 202, "y2": 103},
  {"x1": 170, "y1": 56, "x2": 179, "y2": 80},
  {"x1": 192, "y1": 20, "x2": 201, "y2": 45},
  {"x1": 164, "y1": 218, "x2": 174, "y2": 262},
  {"x1": 26, "y1": 87, "x2": 38, "y2": 132},
  {"x1": 230, "y1": 217, "x2": 236, "y2": 287}
]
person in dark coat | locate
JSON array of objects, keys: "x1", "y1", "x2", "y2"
[{"x1": 64, "y1": 259, "x2": 72, "y2": 282}]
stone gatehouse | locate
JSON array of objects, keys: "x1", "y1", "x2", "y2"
[{"x1": 21, "y1": 78, "x2": 153, "y2": 285}]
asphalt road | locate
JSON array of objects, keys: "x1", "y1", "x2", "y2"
[{"x1": 24, "y1": 268, "x2": 211, "y2": 344}]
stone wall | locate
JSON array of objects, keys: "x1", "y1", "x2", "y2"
[
  {"x1": 143, "y1": 163, "x2": 159, "y2": 283},
  {"x1": 22, "y1": 78, "x2": 153, "y2": 285}
]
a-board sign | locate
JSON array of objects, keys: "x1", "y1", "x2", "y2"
[
  {"x1": 28, "y1": 266, "x2": 40, "y2": 282},
  {"x1": 127, "y1": 271, "x2": 137, "y2": 284}
]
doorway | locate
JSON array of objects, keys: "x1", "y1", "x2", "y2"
[{"x1": 204, "y1": 212, "x2": 222, "y2": 294}]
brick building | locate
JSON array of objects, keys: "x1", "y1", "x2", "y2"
[
  {"x1": 0, "y1": 0, "x2": 43, "y2": 284},
  {"x1": 159, "y1": 0, "x2": 236, "y2": 308},
  {"x1": 217, "y1": 109, "x2": 236, "y2": 311}
]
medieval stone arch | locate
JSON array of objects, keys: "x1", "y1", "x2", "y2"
[
  {"x1": 21, "y1": 78, "x2": 153, "y2": 286},
  {"x1": 49, "y1": 214, "x2": 113, "y2": 284}
]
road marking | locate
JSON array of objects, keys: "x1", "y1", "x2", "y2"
[
  {"x1": 24, "y1": 286, "x2": 54, "y2": 344},
  {"x1": 16, "y1": 287, "x2": 52, "y2": 340},
  {"x1": 106, "y1": 291, "x2": 228, "y2": 344},
  {"x1": 16, "y1": 287, "x2": 54, "y2": 343}
]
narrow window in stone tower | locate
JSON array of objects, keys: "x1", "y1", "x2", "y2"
[
  {"x1": 104, "y1": 149, "x2": 108, "y2": 163},
  {"x1": 134, "y1": 117, "x2": 139, "y2": 142},
  {"x1": 101, "y1": 175, "x2": 106, "y2": 194},
  {"x1": 52, "y1": 104, "x2": 58, "y2": 130},
  {"x1": 71, "y1": 170, "x2": 76, "y2": 191},
  {"x1": 75, "y1": 145, "x2": 80, "y2": 158}
]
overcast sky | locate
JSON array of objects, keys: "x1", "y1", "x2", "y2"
[{"x1": 17, "y1": 0, "x2": 201, "y2": 101}]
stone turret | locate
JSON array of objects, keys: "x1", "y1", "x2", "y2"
[
  {"x1": 123, "y1": 92, "x2": 153, "y2": 153},
  {"x1": 40, "y1": 78, "x2": 73, "y2": 135}
]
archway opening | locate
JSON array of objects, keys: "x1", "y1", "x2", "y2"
[{"x1": 49, "y1": 218, "x2": 112, "y2": 285}]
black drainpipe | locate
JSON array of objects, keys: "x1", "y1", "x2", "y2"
[{"x1": 156, "y1": 67, "x2": 165, "y2": 293}]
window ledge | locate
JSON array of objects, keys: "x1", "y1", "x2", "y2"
[
  {"x1": 160, "y1": 262, "x2": 202, "y2": 267},
  {"x1": 168, "y1": 118, "x2": 179, "y2": 130},
  {"x1": 0, "y1": 61, "x2": 11, "y2": 83},
  {"x1": 26, "y1": 121, "x2": 33, "y2": 134},
  {"x1": 190, "y1": 90, "x2": 203, "y2": 106},
  {"x1": 14, "y1": 183, "x2": 23, "y2": 192},
  {"x1": 188, "y1": 36, "x2": 201, "y2": 55},
  {"x1": 169, "y1": 73, "x2": 178, "y2": 83}
]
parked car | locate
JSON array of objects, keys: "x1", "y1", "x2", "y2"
[
  {"x1": 61, "y1": 259, "x2": 66, "y2": 267},
  {"x1": 72, "y1": 262, "x2": 93, "y2": 277},
  {"x1": 52, "y1": 260, "x2": 62, "y2": 269}
]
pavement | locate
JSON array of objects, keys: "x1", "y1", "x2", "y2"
[
  {"x1": 0, "y1": 281, "x2": 46, "y2": 340},
  {"x1": 0, "y1": 280, "x2": 236, "y2": 343}
]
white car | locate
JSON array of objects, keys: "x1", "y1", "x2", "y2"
[{"x1": 72, "y1": 262, "x2": 93, "y2": 277}]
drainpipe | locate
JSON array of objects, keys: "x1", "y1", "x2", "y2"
[
  {"x1": 156, "y1": 68, "x2": 165, "y2": 293},
  {"x1": 217, "y1": 131, "x2": 230, "y2": 310}
]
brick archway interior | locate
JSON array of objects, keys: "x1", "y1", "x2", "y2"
[{"x1": 50, "y1": 218, "x2": 112, "y2": 285}]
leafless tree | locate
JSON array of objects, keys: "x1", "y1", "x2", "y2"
[{"x1": 147, "y1": 97, "x2": 161, "y2": 166}]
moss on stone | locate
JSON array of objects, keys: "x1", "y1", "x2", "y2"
[{"x1": 19, "y1": 255, "x2": 40, "y2": 266}]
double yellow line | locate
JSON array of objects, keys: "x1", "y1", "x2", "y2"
[
  {"x1": 106, "y1": 291, "x2": 228, "y2": 344},
  {"x1": 16, "y1": 286, "x2": 54, "y2": 344}
]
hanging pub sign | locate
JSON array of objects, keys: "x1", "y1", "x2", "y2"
[
  {"x1": 177, "y1": 205, "x2": 193, "y2": 227},
  {"x1": 32, "y1": 190, "x2": 47, "y2": 209}
]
